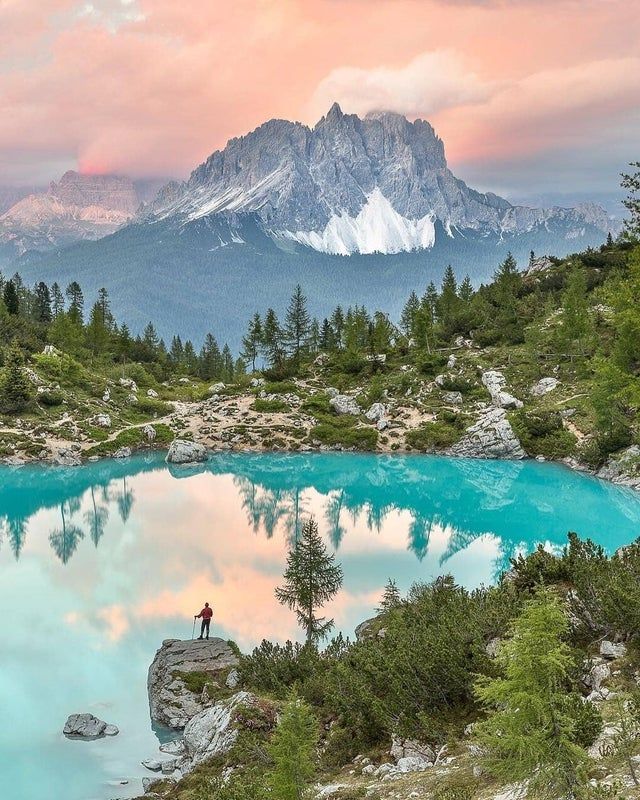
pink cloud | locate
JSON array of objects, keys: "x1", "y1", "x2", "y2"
[{"x1": 1, "y1": 1, "x2": 638, "y2": 191}]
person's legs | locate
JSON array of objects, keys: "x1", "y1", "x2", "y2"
[
  {"x1": 199, "y1": 619, "x2": 206, "y2": 639},
  {"x1": 204, "y1": 619, "x2": 210, "y2": 639}
]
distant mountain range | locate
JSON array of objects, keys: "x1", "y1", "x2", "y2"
[{"x1": 2, "y1": 105, "x2": 615, "y2": 347}]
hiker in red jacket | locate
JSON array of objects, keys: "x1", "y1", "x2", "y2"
[{"x1": 194, "y1": 602, "x2": 213, "y2": 639}]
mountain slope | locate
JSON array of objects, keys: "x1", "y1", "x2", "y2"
[{"x1": 145, "y1": 103, "x2": 611, "y2": 256}]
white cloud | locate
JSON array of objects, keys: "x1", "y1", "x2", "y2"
[{"x1": 309, "y1": 50, "x2": 496, "y2": 120}]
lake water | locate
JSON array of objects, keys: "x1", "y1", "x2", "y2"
[{"x1": 2, "y1": 452, "x2": 640, "y2": 800}]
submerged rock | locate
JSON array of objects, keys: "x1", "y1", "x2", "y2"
[
  {"x1": 148, "y1": 638, "x2": 239, "y2": 729},
  {"x1": 166, "y1": 439, "x2": 208, "y2": 465},
  {"x1": 63, "y1": 713, "x2": 119, "y2": 739}
]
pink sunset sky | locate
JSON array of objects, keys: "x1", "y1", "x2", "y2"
[{"x1": 1, "y1": 0, "x2": 639, "y2": 205}]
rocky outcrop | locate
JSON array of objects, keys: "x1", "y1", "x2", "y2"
[
  {"x1": 182, "y1": 692, "x2": 256, "y2": 771},
  {"x1": 597, "y1": 446, "x2": 640, "y2": 490},
  {"x1": 147, "y1": 638, "x2": 238, "y2": 729},
  {"x1": 63, "y1": 713, "x2": 119, "y2": 739},
  {"x1": 166, "y1": 439, "x2": 209, "y2": 465},
  {"x1": 329, "y1": 395, "x2": 361, "y2": 416},
  {"x1": 450, "y1": 408, "x2": 526, "y2": 460},
  {"x1": 364, "y1": 403, "x2": 386, "y2": 423},
  {"x1": 600, "y1": 640, "x2": 627, "y2": 660}
]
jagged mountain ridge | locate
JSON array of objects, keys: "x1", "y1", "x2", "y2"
[
  {"x1": 145, "y1": 103, "x2": 611, "y2": 256},
  {"x1": 0, "y1": 171, "x2": 142, "y2": 255}
]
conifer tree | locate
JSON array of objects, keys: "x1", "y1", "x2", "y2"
[
  {"x1": 474, "y1": 588, "x2": 599, "y2": 799},
  {"x1": 283, "y1": 285, "x2": 311, "y2": 367},
  {"x1": 50, "y1": 282, "x2": 64, "y2": 317},
  {"x1": 377, "y1": 578, "x2": 401, "y2": 613},
  {"x1": 275, "y1": 517, "x2": 343, "y2": 644},
  {"x1": 3, "y1": 280, "x2": 19, "y2": 315},
  {"x1": 330, "y1": 306, "x2": 345, "y2": 350},
  {"x1": 266, "y1": 692, "x2": 318, "y2": 800},
  {"x1": 34, "y1": 282, "x2": 52, "y2": 323},
  {"x1": 0, "y1": 342, "x2": 33, "y2": 413},
  {"x1": 262, "y1": 308, "x2": 284, "y2": 370},
  {"x1": 65, "y1": 281, "x2": 84, "y2": 325},
  {"x1": 241, "y1": 312, "x2": 262, "y2": 372},
  {"x1": 400, "y1": 291, "x2": 420, "y2": 336},
  {"x1": 621, "y1": 161, "x2": 640, "y2": 238}
]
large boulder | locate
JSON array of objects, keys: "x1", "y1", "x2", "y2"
[
  {"x1": 450, "y1": 408, "x2": 526, "y2": 460},
  {"x1": 600, "y1": 640, "x2": 627, "y2": 660},
  {"x1": 182, "y1": 691, "x2": 256, "y2": 771},
  {"x1": 63, "y1": 713, "x2": 119, "y2": 739},
  {"x1": 530, "y1": 377, "x2": 559, "y2": 397},
  {"x1": 597, "y1": 446, "x2": 640, "y2": 490},
  {"x1": 329, "y1": 394, "x2": 361, "y2": 416},
  {"x1": 166, "y1": 439, "x2": 208, "y2": 465},
  {"x1": 148, "y1": 638, "x2": 239, "y2": 729},
  {"x1": 365, "y1": 403, "x2": 386, "y2": 423}
]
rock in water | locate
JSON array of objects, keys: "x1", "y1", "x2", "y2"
[
  {"x1": 165, "y1": 439, "x2": 208, "y2": 465},
  {"x1": 450, "y1": 408, "x2": 526, "y2": 460},
  {"x1": 63, "y1": 713, "x2": 119, "y2": 739},
  {"x1": 148, "y1": 638, "x2": 239, "y2": 729}
]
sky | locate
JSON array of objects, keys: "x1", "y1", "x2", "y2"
[{"x1": 1, "y1": 0, "x2": 639, "y2": 208}]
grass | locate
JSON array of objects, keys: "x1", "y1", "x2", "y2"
[
  {"x1": 406, "y1": 421, "x2": 461, "y2": 451},
  {"x1": 251, "y1": 398, "x2": 289, "y2": 413},
  {"x1": 85, "y1": 423, "x2": 173, "y2": 456}
]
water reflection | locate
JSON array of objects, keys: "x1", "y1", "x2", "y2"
[{"x1": 2, "y1": 453, "x2": 640, "y2": 579}]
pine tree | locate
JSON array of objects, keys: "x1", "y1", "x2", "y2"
[
  {"x1": 438, "y1": 265, "x2": 460, "y2": 329},
  {"x1": 3, "y1": 280, "x2": 19, "y2": 315},
  {"x1": 0, "y1": 342, "x2": 33, "y2": 413},
  {"x1": 51, "y1": 282, "x2": 65, "y2": 317},
  {"x1": 199, "y1": 333, "x2": 222, "y2": 380},
  {"x1": 377, "y1": 578, "x2": 401, "y2": 613},
  {"x1": 283, "y1": 285, "x2": 311, "y2": 367},
  {"x1": 458, "y1": 275, "x2": 474, "y2": 304},
  {"x1": 330, "y1": 306, "x2": 345, "y2": 350},
  {"x1": 96, "y1": 287, "x2": 113, "y2": 330},
  {"x1": 557, "y1": 266, "x2": 592, "y2": 355},
  {"x1": 65, "y1": 281, "x2": 84, "y2": 325},
  {"x1": 275, "y1": 517, "x2": 343, "y2": 644},
  {"x1": 266, "y1": 692, "x2": 319, "y2": 800},
  {"x1": 400, "y1": 291, "x2": 420, "y2": 336},
  {"x1": 143, "y1": 322, "x2": 159, "y2": 354},
  {"x1": 33, "y1": 282, "x2": 52, "y2": 323},
  {"x1": 474, "y1": 588, "x2": 598, "y2": 799},
  {"x1": 262, "y1": 308, "x2": 284, "y2": 370},
  {"x1": 222, "y1": 344, "x2": 234, "y2": 381},
  {"x1": 621, "y1": 161, "x2": 640, "y2": 239},
  {"x1": 241, "y1": 312, "x2": 262, "y2": 372},
  {"x1": 86, "y1": 301, "x2": 110, "y2": 355}
]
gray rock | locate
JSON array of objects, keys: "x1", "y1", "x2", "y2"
[
  {"x1": 148, "y1": 638, "x2": 239, "y2": 729},
  {"x1": 143, "y1": 424, "x2": 157, "y2": 442},
  {"x1": 482, "y1": 370, "x2": 523, "y2": 409},
  {"x1": 365, "y1": 402, "x2": 386, "y2": 422},
  {"x1": 329, "y1": 394, "x2": 361, "y2": 416},
  {"x1": 54, "y1": 448, "x2": 82, "y2": 467},
  {"x1": 250, "y1": 378, "x2": 265, "y2": 388},
  {"x1": 396, "y1": 756, "x2": 432, "y2": 773},
  {"x1": 182, "y1": 692, "x2": 256, "y2": 771},
  {"x1": 597, "y1": 446, "x2": 640, "y2": 489},
  {"x1": 225, "y1": 669, "x2": 240, "y2": 689},
  {"x1": 442, "y1": 391, "x2": 463, "y2": 405},
  {"x1": 63, "y1": 713, "x2": 118, "y2": 739},
  {"x1": 376, "y1": 418, "x2": 389, "y2": 431},
  {"x1": 450, "y1": 408, "x2": 526, "y2": 460},
  {"x1": 89, "y1": 413, "x2": 111, "y2": 429},
  {"x1": 209, "y1": 383, "x2": 225, "y2": 394},
  {"x1": 446, "y1": 354, "x2": 457, "y2": 369},
  {"x1": 390, "y1": 735, "x2": 435, "y2": 764},
  {"x1": 166, "y1": 439, "x2": 208, "y2": 465},
  {"x1": 119, "y1": 377, "x2": 138, "y2": 393},
  {"x1": 147, "y1": 388, "x2": 159, "y2": 398},
  {"x1": 530, "y1": 377, "x2": 559, "y2": 396},
  {"x1": 600, "y1": 640, "x2": 627, "y2": 660},
  {"x1": 583, "y1": 659, "x2": 610, "y2": 691},
  {"x1": 141, "y1": 759, "x2": 163, "y2": 772},
  {"x1": 113, "y1": 447, "x2": 131, "y2": 459}
]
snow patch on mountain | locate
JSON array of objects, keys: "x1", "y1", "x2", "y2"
[{"x1": 279, "y1": 189, "x2": 436, "y2": 255}]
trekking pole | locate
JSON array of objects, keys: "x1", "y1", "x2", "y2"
[{"x1": 191, "y1": 617, "x2": 196, "y2": 640}]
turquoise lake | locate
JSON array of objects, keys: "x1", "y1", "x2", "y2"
[{"x1": 2, "y1": 452, "x2": 640, "y2": 800}]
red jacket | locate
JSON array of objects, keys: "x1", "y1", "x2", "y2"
[{"x1": 197, "y1": 606, "x2": 213, "y2": 620}]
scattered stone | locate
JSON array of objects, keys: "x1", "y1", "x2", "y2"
[
  {"x1": 143, "y1": 424, "x2": 157, "y2": 442},
  {"x1": 166, "y1": 439, "x2": 208, "y2": 465},
  {"x1": 597, "y1": 446, "x2": 640, "y2": 490},
  {"x1": 447, "y1": 354, "x2": 457, "y2": 369},
  {"x1": 148, "y1": 638, "x2": 239, "y2": 729},
  {"x1": 329, "y1": 395, "x2": 361, "y2": 416},
  {"x1": 390, "y1": 735, "x2": 435, "y2": 764},
  {"x1": 179, "y1": 377, "x2": 190, "y2": 384},
  {"x1": 486, "y1": 637, "x2": 502, "y2": 658},
  {"x1": 442, "y1": 391, "x2": 463, "y2": 405},
  {"x1": 54, "y1": 448, "x2": 82, "y2": 467},
  {"x1": 90, "y1": 413, "x2": 112, "y2": 429},
  {"x1": 326, "y1": 387, "x2": 339, "y2": 399},
  {"x1": 119, "y1": 377, "x2": 138, "y2": 392},
  {"x1": 365, "y1": 403, "x2": 386, "y2": 423},
  {"x1": 209, "y1": 383, "x2": 225, "y2": 394},
  {"x1": 102, "y1": 388, "x2": 111, "y2": 402},
  {"x1": 600, "y1": 640, "x2": 627, "y2": 660},
  {"x1": 250, "y1": 378, "x2": 265, "y2": 388},
  {"x1": 583, "y1": 659, "x2": 610, "y2": 691},
  {"x1": 377, "y1": 418, "x2": 389, "y2": 431},
  {"x1": 63, "y1": 713, "x2": 118, "y2": 739},
  {"x1": 147, "y1": 388, "x2": 159, "y2": 398},
  {"x1": 530, "y1": 377, "x2": 559, "y2": 396},
  {"x1": 42, "y1": 344, "x2": 57, "y2": 356}
]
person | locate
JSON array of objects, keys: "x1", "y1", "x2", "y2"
[{"x1": 194, "y1": 602, "x2": 213, "y2": 639}]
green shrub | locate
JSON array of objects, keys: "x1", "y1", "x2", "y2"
[
  {"x1": 38, "y1": 390, "x2": 64, "y2": 407},
  {"x1": 301, "y1": 393, "x2": 331, "y2": 415},
  {"x1": 578, "y1": 424, "x2": 633, "y2": 468},
  {"x1": 511, "y1": 410, "x2": 576, "y2": 459},
  {"x1": 252, "y1": 398, "x2": 288, "y2": 413},
  {"x1": 263, "y1": 380, "x2": 298, "y2": 394},
  {"x1": 416, "y1": 352, "x2": 447, "y2": 377},
  {"x1": 310, "y1": 421, "x2": 378, "y2": 450},
  {"x1": 130, "y1": 397, "x2": 172, "y2": 418},
  {"x1": 406, "y1": 421, "x2": 460, "y2": 450}
]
